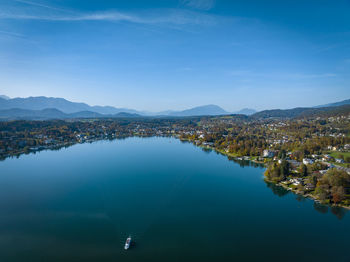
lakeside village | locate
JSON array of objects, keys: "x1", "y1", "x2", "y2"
[{"x1": 0, "y1": 112, "x2": 349, "y2": 207}]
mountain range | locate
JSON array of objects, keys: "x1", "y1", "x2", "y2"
[
  {"x1": 0, "y1": 96, "x2": 256, "y2": 118},
  {"x1": 250, "y1": 99, "x2": 350, "y2": 119},
  {"x1": 314, "y1": 99, "x2": 350, "y2": 108},
  {"x1": 0, "y1": 96, "x2": 140, "y2": 115},
  {"x1": 0, "y1": 95, "x2": 349, "y2": 120},
  {"x1": 0, "y1": 108, "x2": 141, "y2": 121},
  {"x1": 251, "y1": 104, "x2": 350, "y2": 119}
]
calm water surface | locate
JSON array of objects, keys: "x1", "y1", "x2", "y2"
[{"x1": 0, "y1": 137, "x2": 349, "y2": 262}]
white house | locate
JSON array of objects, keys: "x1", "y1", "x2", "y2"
[
  {"x1": 263, "y1": 150, "x2": 275, "y2": 158},
  {"x1": 303, "y1": 158, "x2": 314, "y2": 165},
  {"x1": 322, "y1": 154, "x2": 331, "y2": 161},
  {"x1": 289, "y1": 178, "x2": 303, "y2": 186}
]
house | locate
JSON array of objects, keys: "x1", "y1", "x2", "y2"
[
  {"x1": 335, "y1": 158, "x2": 345, "y2": 164},
  {"x1": 289, "y1": 178, "x2": 303, "y2": 186},
  {"x1": 263, "y1": 149, "x2": 275, "y2": 158},
  {"x1": 326, "y1": 145, "x2": 338, "y2": 151},
  {"x1": 303, "y1": 158, "x2": 314, "y2": 165},
  {"x1": 293, "y1": 180, "x2": 301, "y2": 186},
  {"x1": 322, "y1": 154, "x2": 332, "y2": 161},
  {"x1": 305, "y1": 183, "x2": 315, "y2": 190}
]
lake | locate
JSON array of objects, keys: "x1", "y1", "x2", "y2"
[{"x1": 0, "y1": 137, "x2": 349, "y2": 262}]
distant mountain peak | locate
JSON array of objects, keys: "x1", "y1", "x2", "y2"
[
  {"x1": 234, "y1": 108, "x2": 257, "y2": 115},
  {"x1": 169, "y1": 104, "x2": 228, "y2": 116},
  {"x1": 0, "y1": 95, "x2": 10, "y2": 100}
]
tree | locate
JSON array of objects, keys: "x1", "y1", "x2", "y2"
[
  {"x1": 278, "y1": 149, "x2": 286, "y2": 159},
  {"x1": 315, "y1": 169, "x2": 350, "y2": 203},
  {"x1": 331, "y1": 186, "x2": 345, "y2": 204},
  {"x1": 280, "y1": 160, "x2": 290, "y2": 177},
  {"x1": 314, "y1": 183, "x2": 329, "y2": 201},
  {"x1": 265, "y1": 163, "x2": 282, "y2": 182},
  {"x1": 325, "y1": 169, "x2": 350, "y2": 187},
  {"x1": 299, "y1": 164, "x2": 308, "y2": 177}
]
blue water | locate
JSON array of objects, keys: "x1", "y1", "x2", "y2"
[{"x1": 0, "y1": 137, "x2": 349, "y2": 261}]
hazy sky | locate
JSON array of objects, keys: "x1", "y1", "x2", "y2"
[{"x1": 0, "y1": 0, "x2": 349, "y2": 112}]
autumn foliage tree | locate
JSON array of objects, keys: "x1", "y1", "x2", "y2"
[{"x1": 315, "y1": 169, "x2": 350, "y2": 204}]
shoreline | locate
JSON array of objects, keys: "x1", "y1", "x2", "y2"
[
  {"x1": 189, "y1": 140, "x2": 350, "y2": 211},
  {"x1": 1, "y1": 135, "x2": 350, "y2": 211},
  {"x1": 266, "y1": 178, "x2": 350, "y2": 211}
]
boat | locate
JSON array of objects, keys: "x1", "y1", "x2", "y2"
[{"x1": 124, "y1": 236, "x2": 131, "y2": 250}]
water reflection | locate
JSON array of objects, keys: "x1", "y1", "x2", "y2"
[
  {"x1": 201, "y1": 147, "x2": 212, "y2": 154},
  {"x1": 265, "y1": 182, "x2": 289, "y2": 197},
  {"x1": 331, "y1": 206, "x2": 347, "y2": 220},
  {"x1": 228, "y1": 158, "x2": 265, "y2": 169},
  {"x1": 0, "y1": 136, "x2": 133, "y2": 162},
  {"x1": 295, "y1": 195, "x2": 306, "y2": 203},
  {"x1": 313, "y1": 202, "x2": 328, "y2": 214},
  {"x1": 264, "y1": 182, "x2": 348, "y2": 219}
]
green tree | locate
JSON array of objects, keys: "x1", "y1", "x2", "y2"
[
  {"x1": 280, "y1": 160, "x2": 290, "y2": 177},
  {"x1": 314, "y1": 184, "x2": 329, "y2": 201},
  {"x1": 278, "y1": 149, "x2": 286, "y2": 159},
  {"x1": 299, "y1": 164, "x2": 308, "y2": 177}
]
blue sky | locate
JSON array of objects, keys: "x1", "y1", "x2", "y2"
[{"x1": 0, "y1": 0, "x2": 349, "y2": 112}]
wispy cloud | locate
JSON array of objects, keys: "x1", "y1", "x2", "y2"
[
  {"x1": 180, "y1": 0, "x2": 215, "y2": 11},
  {"x1": 315, "y1": 44, "x2": 342, "y2": 53},
  {"x1": 0, "y1": 1, "x2": 218, "y2": 26},
  {"x1": 229, "y1": 70, "x2": 336, "y2": 79},
  {"x1": 13, "y1": 0, "x2": 68, "y2": 12},
  {"x1": 0, "y1": 29, "x2": 32, "y2": 43},
  {"x1": 288, "y1": 73, "x2": 337, "y2": 79},
  {"x1": 0, "y1": 30, "x2": 25, "y2": 38}
]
